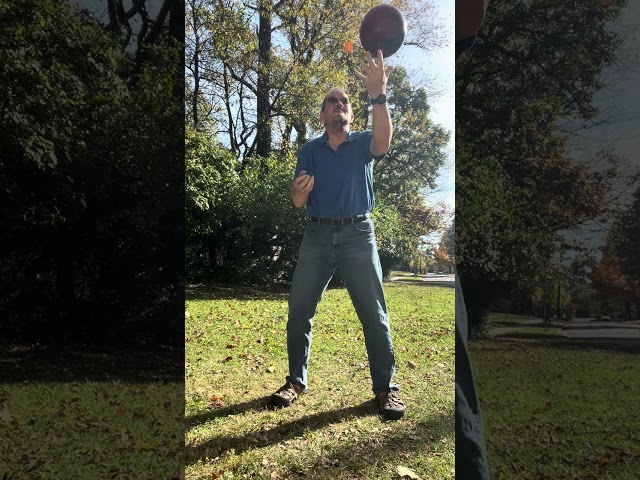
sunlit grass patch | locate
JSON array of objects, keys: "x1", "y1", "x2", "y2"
[{"x1": 185, "y1": 282, "x2": 455, "y2": 479}]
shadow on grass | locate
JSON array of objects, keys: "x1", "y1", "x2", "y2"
[
  {"x1": 186, "y1": 398, "x2": 452, "y2": 467},
  {"x1": 185, "y1": 395, "x2": 273, "y2": 429},
  {"x1": 491, "y1": 320, "x2": 545, "y2": 328},
  {"x1": 388, "y1": 280, "x2": 455, "y2": 289},
  {"x1": 479, "y1": 336, "x2": 640, "y2": 355},
  {"x1": 0, "y1": 344, "x2": 183, "y2": 383},
  {"x1": 186, "y1": 399, "x2": 376, "y2": 464},
  {"x1": 563, "y1": 323, "x2": 640, "y2": 331},
  {"x1": 494, "y1": 332, "x2": 564, "y2": 341},
  {"x1": 186, "y1": 283, "x2": 289, "y2": 302}
]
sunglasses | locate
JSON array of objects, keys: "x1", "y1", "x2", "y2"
[{"x1": 325, "y1": 96, "x2": 350, "y2": 105}]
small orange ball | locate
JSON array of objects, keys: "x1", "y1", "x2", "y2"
[{"x1": 344, "y1": 41, "x2": 353, "y2": 54}]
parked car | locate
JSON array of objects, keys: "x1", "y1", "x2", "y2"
[{"x1": 600, "y1": 315, "x2": 612, "y2": 321}]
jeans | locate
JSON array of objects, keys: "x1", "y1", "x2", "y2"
[
  {"x1": 455, "y1": 278, "x2": 490, "y2": 479},
  {"x1": 286, "y1": 218, "x2": 397, "y2": 393}
]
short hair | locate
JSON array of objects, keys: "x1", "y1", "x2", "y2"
[{"x1": 321, "y1": 87, "x2": 349, "y2": 112}]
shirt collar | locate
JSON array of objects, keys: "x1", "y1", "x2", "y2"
[{"x1": 321, "y1": 130, "x2": 356, "y2": 144}]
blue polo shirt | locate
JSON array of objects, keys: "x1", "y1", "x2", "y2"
[{"x1": 294, "y1": 131, "x2": 377, "y2": 218}]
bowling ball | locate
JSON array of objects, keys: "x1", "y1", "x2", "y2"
[{"x1": 359, "y1": 4, "x2": 407, "y2": 58}]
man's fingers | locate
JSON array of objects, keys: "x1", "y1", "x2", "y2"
[
  {"x1": 377, "y1": 48, "x2": 384, "y2": 66},
  {"x1": 295, "y1": 174, "x2": 314, "y2": 191},
  {"x1": 294, "y1": 175, "x2": 307, "y2": 189},
  {"x1": 299, "y1": 175, "x2": 314, "y2": 192},
  {"x1": 365, "y1": 50, "x2": 374, "y2": 67}
]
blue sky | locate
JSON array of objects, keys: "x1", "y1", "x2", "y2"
[
  {"x1": 563, "y1": 1, "x2": 640, "y2": 251},
  {"x1": 387, "y1": 0, "x2": 455, "y2": 217}
]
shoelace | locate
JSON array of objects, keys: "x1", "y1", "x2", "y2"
[
  {"x1": 386, "y1": 391, "x2": 404, "y2": 408},
  {"x1": 277, "y1": 383, "x2": 298, "y2": 397}
]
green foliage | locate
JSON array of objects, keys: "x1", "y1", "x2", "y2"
[
  {"x1": 376, "y1": 67, "x2": 450, "y2": 198},
  {"x1": 590, "y1": 187, "x2": 640, "y2": 319},
  {"x1": 441, "y1": 219, "x2": 455, "y2": 259},
  {"x1": 456, "y1": 0, "x2": 627, "y2": 331},
  {"x1": 185, "y1": 0, "x2": 450, "y2": 283},
  {"x1": 185, "y1": 135, "x2": 307, "y2": 283},
  {"x1": 615, "y1": 187, "x2": 640, "y2": 286},
  {"x1": 0, "y1": 0, "x2": 183, "y2": 343}
]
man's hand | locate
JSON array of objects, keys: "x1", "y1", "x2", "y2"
[
  {"x1": 293, "y1": 170, "x2": 314, "y2": 193},
  {"x1": 355, "y1": 49, "x2": 393, "y2": 98},
  {"x1": 291, "y1": 170, "x2": 314, "y2": 208}
]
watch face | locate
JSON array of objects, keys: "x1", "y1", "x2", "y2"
[{"x1": 372, "y1": 94, "x2": 386, "y2": 104}]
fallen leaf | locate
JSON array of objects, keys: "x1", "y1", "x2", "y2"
[
  {"x1": 267, "y1": 366, "x2": 275, "y2": 373},
  {"x1": 407, "y1": 361, "x2": 418, "y2": 369},
  {"x1": 397, "y1": 465, "x2": 421, "y2": 479}
]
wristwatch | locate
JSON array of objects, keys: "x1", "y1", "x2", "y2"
[{"x1": 370, "y1": 94, "x2": 387, "y2": 105}]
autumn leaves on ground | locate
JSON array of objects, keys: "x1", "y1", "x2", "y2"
[
  {"x1": 185, "y1": 281, "x2": 455, "y2": 480},
  {"x1": 0, "y1": 365, "x2": 183, "y2": 479}
]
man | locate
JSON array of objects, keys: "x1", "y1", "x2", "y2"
[{"x1": 270, "y1": 49, "x2": 405, "y2": 420}]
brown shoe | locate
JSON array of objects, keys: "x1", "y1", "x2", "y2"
[
  {"x1": 375, "y1": 389, "x2": 405, "y2": 420},
  {"x1": 271, "y1": 381, "x2": 305, "y2": 407}
]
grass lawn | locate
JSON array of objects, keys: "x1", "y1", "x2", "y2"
[
  {"x1": 185, "y1": 282, "x2": 455, "y2": 480},
  {"x1": 469, "y1": 337, "x2": 640, "y2": 479},
  {"x1": 0, "y1": 380, "x2": 183, "y2": 479}
]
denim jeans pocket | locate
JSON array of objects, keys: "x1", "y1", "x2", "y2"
[{"x1": 354, "y1": 219, "x2": 374, "y2": 233}]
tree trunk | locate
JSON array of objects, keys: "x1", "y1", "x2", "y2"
[
  {"x1": 191, "y1": 2, "x2": 200, "y2": 129},
  {"x1": 256, "y1": 0, "x2": 273, "y2": 160},
  {"x1": 281, "y1": 123, "x2": 293, "y2": 159},
  {"x1": 294, "y1": 122, "x2": 307, "y2": 151}
]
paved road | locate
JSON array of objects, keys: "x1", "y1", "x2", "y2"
[
  {"x1": 562, "y1": 317, "x2": 640, "y2": 346},
  {"x1": 422, "y1": 273, "x2": 455, "y2": 284},
  {"x1": 488, "y1": 316, "x2": 640, "y2": 350},
  {"x1": 389, "y1": 272, "x2": 455, "y2": 285}
]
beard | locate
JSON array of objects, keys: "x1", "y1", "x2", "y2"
[{"x1": 328, "y1": 112, "x2": 349, "y2": 129}]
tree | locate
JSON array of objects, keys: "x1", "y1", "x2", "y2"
[
  {"x1": 441, "y1": 218, "x2": 455, "y2": 261},
  {"x1": 455, "y1": 0, "x2": 628, "y2": 332},
  {"x1": 186, "y1": 0, "x2": 445, "y2": 163},
  {"x1": 591, "y1": 187, "x2": 640, "y2": 319},
  {"x1": 184, "y1": 0, "x2": 451, "y2": 283},
  {"x1": 0, "y1": 0, "x2": 183, "y2": 344}
]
